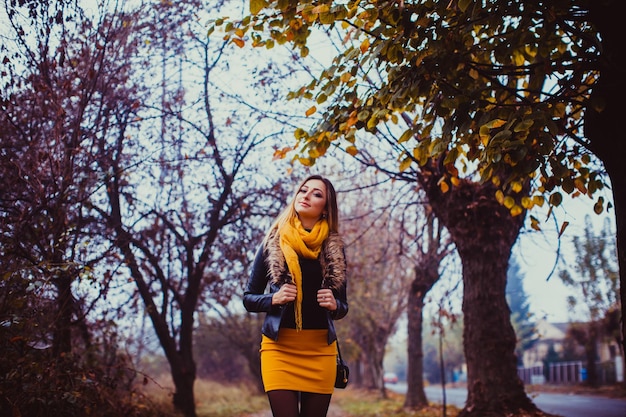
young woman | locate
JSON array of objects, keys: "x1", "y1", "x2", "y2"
[{"x1": 243, "y1": 175, "x2": 348, "y2": 417}]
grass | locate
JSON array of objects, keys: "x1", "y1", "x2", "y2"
[
  {"x1": 194, "y1": 381, "x2": 269, "y2": 416},
  {"x1": 139, "y1": 377, "x2": 626, "y2": 417},
  {"x1": 139, "y1": 377, "x2": 269, "y2": 417},
  {"x1": 139, "y1": 378, "x2": 461, "y2": 417},
  {"x1": 139, "y1": 378, "x2": 626, "y2": 417},
  {"x1": 333, "y1": 388, "x2": 460, "y2": 417}
]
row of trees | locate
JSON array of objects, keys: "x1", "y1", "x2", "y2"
[
  {"x1": 0, "y1": 1, "x2": 302, "y2": 416},
  {"x1": 1, "y1": 1, "x2": 445, "y2": 415},
  {"x1": 1, "y1": 1, "x2": 621, "y2": 417},
  {"x1": 217, "y1": 1, "x2": 624, "y2": 416}
]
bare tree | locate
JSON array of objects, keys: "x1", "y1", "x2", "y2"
[
  {"x1": 89, "y1": 2, "x2": 310, "y2": 415},
  {"x1": 559, "y1": 216, "x2": 619, "y2": 387},
  {"x1": 0, "y1": 1, "x2": 151, "y2": 415},
  {"x1": 404, "y1": 207, "x2": 455, "y2": 408},
  {"x1": 339, "y1": 172, "x2": 414, "y2": 395}
]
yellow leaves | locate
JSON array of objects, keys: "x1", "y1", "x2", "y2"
[
  {"x1": 510, "y1": 181, "x2": 523, "y2": 193},
  {"x1": 345, "y1": 111, "x2": 358, "y2": 128},
  {"x1": 298, "y1": 157, "x2": 315, "y2": 166},
  {"x1": 524, "y1": 44, "x2": 537, "y2": 60},
  {"x1": 345, "y1": 145, "x2": 358, "y2": 156},
  {"x1": 573, "y1": 178, "x2": 587, "y2": 194},
  {"x1": 398, "y1": 129, "x2": 413, "y2": 144},
  {"x1": 360, "y1": 38, "x2": 370, "y2": 53},
  {"x1": 294, "y1": 127, "x2": 308, "y2": 140},
  {"x1": 529, "y1": 215, "x2": 541, "y2": 231},
  {"x1": 458, "y1": 0, "x2": 473, "y2": 12},
  {"x1": 366, "y1": 114, "x2": 378, "y2": 130},
  {"x1": 311, "y1": 4, "x2": 330, "y2": 14},
  {"x1": 491, "y1": 129, "x2": 512, "y2": 143},
  {"x1": 503, "y1": 196, "x2": 515, "y2": 209},
  {"x1": 554, "y1": 102, "x2": 566, "y2": 118},
  {"x1": 495, "y1": 189, "x2": 504, "y2": 205},
  {"x1": 273, "y1": 146, "x2": 293, "y2": 160},
  {"x1": 250, "y1": 0, "x2": 268, "y2": 15},
  {"x1": 513, "y1": 119, "x2": 534, "y2": 132},
  {"x1": 533, "y1": 195, "x2": 545, "y2": 207},
  {"x1": 496, "y1": 189, "x2": 537, "y2": 216},
  {"x1": 289, "y1": 18, "x2": 303, "y2": 30},
  {"x1": 480, "y1": 119, "x2": 507, "y2": 145},
  {"x1": 549, "y1": 191, "x2": 563, "y2": 207},
  {"x1": 485, "y1": 119, "x2": 507, "y2": 129},
  {"x1": 594, "y1": 196, "x2": 605, "y2": 214},
  {"x1": 224, "y1": 27, "x2": 247, "y2": 48},
  {"x1": 251, "y1": 33, "x2": 265, "y2": 47},
  {"x1": 399, "y1": 156, "x2": 412, "y2": 172},
  {"x1": 438, "y1": 178, "x2": 449, "y2": 193},
  {"x1": 479, "y1": 127, "x2": 490, "y2": 146},
  {"x1": 308, "y1": 146, "x2": 323, "y2": 159},
  {"x1": 520, "y1": 195, "x2": 544, "y2": 210},
  {"x1": 305, "y1": 106, "x2": 317, "y2": 117},
  {"x1": 412, "y1": 145, "x2": 429, "y2": 166},
  {"x1": 512, "y1": 49, "x2": 525, "y2": 66},
  {"x1": 308, "y1": 4, "x2": 334, "y2": 25}
]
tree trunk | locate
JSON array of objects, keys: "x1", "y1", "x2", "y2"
[
  {"x1": 172, "y1": 356, "x2": 197, "y2": 417},
  {"x1": 585, "y1": 323, "x2": 599, "y2": 388},
  {"x1": 53, "y1": 270, "x2": 73, "y2": 357},
  {"x1": 457, "y1": 224, "x2": 534, "y2": 417},
  {"x1": 422, "y1": 176, "x2": 553, "y2": 416},
  {"x1": 404, "y1": 266, "x2": 438, "y2": 408},
  {"x1": 368, "y1": 337, "x2": 386, "y2": 394},
  {"x1": 585, "y1": 1, "x2": 626, "y2": 376},
  {"x1": 404, "y1": 282, "x2": 429, "y2": 408}
]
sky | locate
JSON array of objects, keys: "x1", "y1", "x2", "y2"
[
  {"x1": 515, "y1": 192, "x2": 616, "y2": 323},
  {"x1": 416, "y1": 187, "x2": 618, "y2": 325},
  {"x1": 5, "y1": 0, "x2": 616, "y2": 327}
]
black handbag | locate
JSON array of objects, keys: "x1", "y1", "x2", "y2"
[{"x1": 335, "y1": 339, "x2": 349, "y2": 389}]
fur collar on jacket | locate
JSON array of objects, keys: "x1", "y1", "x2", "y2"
[{"x1": 264, "y1": 228, "x2": 346, "y2": 291}]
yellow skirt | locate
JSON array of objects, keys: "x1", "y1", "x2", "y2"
[{"x1": 260, "y1": 328, "x2": 337, "y2": 394}]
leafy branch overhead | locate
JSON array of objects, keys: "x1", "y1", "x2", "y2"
[{"x1": 212, "y1": 0, "x2": 609, "y2": 219}]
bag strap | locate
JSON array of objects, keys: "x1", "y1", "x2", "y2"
[{"x1": 336, "y1": 339, "x2": 344, "y2": 361}]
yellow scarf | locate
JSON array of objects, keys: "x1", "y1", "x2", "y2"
[{"x1": 279, "y1": 216, "x2": 329, "y2": 330}]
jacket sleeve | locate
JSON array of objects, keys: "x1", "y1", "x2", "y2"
[
  {"x1": 243, "y1": 245, "x2": 274, "y2": 313},
  {"x1": 330, "y1": 248, "x2": 348, "y2": 320}
]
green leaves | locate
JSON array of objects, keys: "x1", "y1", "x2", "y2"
[
  {"x1": 223, "y1": 0, "x2": 607, "y2": 218},
  {"x1": 250, "y1": 0, "x2": 268, "y2": 15}
]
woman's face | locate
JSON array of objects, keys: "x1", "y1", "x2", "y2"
[{"x1": 294, "y1": 179, "x2": 327, "y2": 227}]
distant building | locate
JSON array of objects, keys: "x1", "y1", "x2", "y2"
[
  {"x1": 521, "y1": 319, "x2": 570, "y2": 368},
  {"x1": 519, "y1": 319, "x2": 624, "y2": 385}
]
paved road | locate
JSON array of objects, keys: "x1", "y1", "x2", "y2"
[{"x1": 387, "y1": 383, "x2": 626, "y2": 417}]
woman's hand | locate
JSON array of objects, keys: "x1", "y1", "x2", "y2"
[
  {"x1": 317, "y1": 289, "x2": 336, "y2": 311},
  {"x1": 272, "y1": 283, "x2": 297, "y2": 305}
]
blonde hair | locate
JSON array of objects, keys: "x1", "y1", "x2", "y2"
[{"x1": 264, "y1": 175, "x2": 339, "y2": 244}]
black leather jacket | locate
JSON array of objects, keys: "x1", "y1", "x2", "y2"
[{"x1": 243, "y1": 244, "x2": 348, "y2": 345}]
